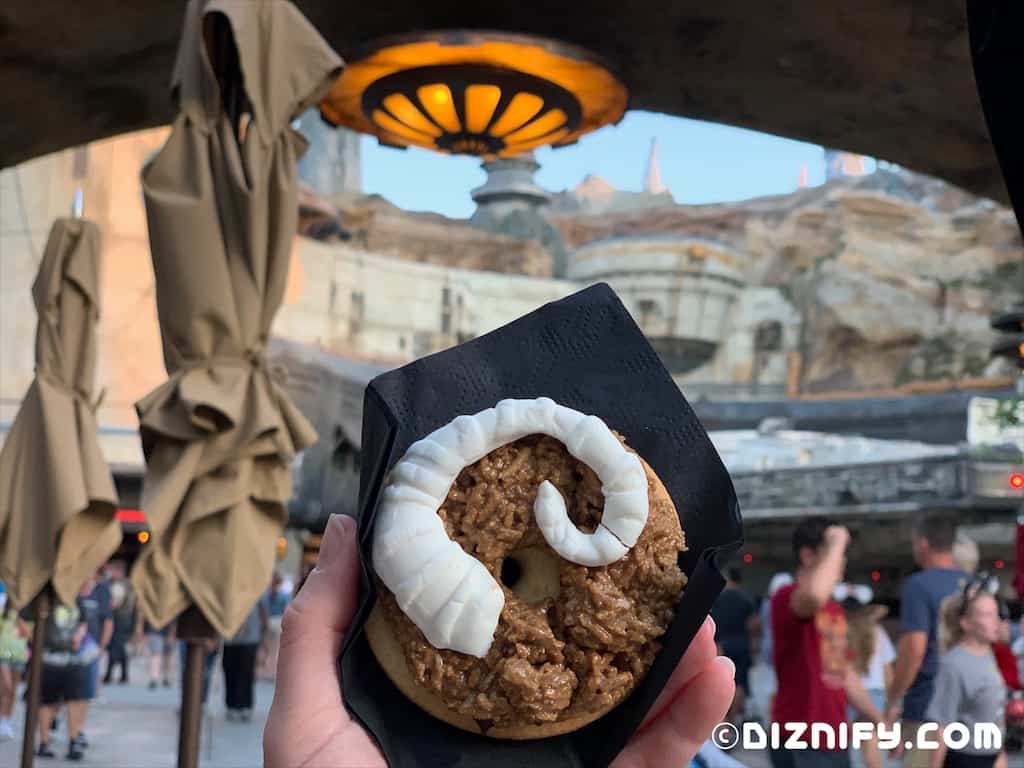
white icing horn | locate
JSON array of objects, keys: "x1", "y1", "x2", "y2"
[{"x1": 372, "y1": 398, "x2": 650, "y2": 658}]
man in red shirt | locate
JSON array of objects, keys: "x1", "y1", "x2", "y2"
[{"x1": 771, "y1": 518, "x2": 884, "y2": 768}]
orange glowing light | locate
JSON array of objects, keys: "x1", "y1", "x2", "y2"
[
  {"x1": 1010, "y1": 472, "x2": 1024, "y2": 490},
  {"x1": 320, "y1": 31, "x2": 628, "y2": 158},
  {"x1": 137, "y1": 531, "x2": 150, "y2": 544}
]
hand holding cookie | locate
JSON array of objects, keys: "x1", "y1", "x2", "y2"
[
  {"x1": 264, "y1": 513, "x2": 736, "y2": 768},
  {"x1": 264, "y1": 514, "x2": 385, "y2": 768}
]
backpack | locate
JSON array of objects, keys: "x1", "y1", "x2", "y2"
[{"x1": 44, "y1": 604, "x2": 80, "y2": 653}]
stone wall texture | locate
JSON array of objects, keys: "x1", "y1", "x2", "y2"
[{"x1": 550, "y1": 170, "x2": 1024, "y2": 392}]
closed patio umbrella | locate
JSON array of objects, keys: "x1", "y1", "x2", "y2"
[
  {"x1": 0, "y1": 216, "x2": 120, "y2": 607},
  {"x1": 132, "y1": 3, "x2": 337, "y2": 765},
  {"x1": 130, "y1": 8, "x2": 336, "y2": 759},
  {"x1": 0, "y1": 214, "x2": 120, "y2": 768}
]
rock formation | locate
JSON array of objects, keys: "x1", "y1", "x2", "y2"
[
  {"x1": 296, "y1": 163, "x2": 1021, "y2": 393},
  {"x1": 299, "y1": 190, "x2": 556, "y2": 277},
  {"x1": 551, "y1": 169, "x2": 1024, "y2": 392}
]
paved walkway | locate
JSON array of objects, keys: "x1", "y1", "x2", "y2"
[
  {"x1": 0, "y1": 657, "x2": 269, "y2": 768},
  {"x1": 2, "y1": 657, "x2": 1023, "y2": 768}
]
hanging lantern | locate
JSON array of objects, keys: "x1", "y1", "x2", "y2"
[{"x1": 320, "y1": 30, "x2": 628, "y2": 158}]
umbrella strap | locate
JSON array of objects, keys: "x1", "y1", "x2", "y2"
[
  {"x1": 35, "y1": 369, "x2": 103, "y2": 411},
  {"x1": 177, "y1": 350, "x2": 287, "y2": 385}
]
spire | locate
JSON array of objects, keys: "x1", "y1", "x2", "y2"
[{"x1": 644, "y1": 138, "x2": 667, "y2": 194}]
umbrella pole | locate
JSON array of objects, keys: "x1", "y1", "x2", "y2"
[
  {"x1": 178, "y1": 642, "x2": 205, "y2": 768},
  {"x1": 177, "y1": 608, "x2": 215, "y2": 768},
  {"x1": 20, "y1": 589, "x2": 51, "y2": 768}
]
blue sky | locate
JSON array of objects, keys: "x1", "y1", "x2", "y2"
[{"x1": 360, "y1": 110, "x2": 869, "y2": 219}]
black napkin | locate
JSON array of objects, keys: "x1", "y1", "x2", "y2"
[{"x1": 340, "y1": 283, "x2": 743, "y2": 767}]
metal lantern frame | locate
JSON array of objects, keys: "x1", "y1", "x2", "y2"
[{"x1": 320, "y1": 29, "x2": 629, "y2": 158}]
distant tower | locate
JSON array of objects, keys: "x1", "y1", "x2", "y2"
[
  {"x1": 644, "y1": 138, "x2": 668, "y2": 194},
  {"x1": 842, "y1": 153, "x2": 867, "y2": 176},
  {"x1": 797, "y1": 165, "x2": 810, "y2": 188},
  {"x1": 296, "y1": 109, "x2": 362, "y2": 196},
  {"x1": 469, "y1": 153, "x2": 568, "y2": 277},
  {"x1": 824, "y1": 148, "x2": 868, "y2": 181},
  {"x1": 470, "y1": 153, "x2": 551, "y2": 221}
]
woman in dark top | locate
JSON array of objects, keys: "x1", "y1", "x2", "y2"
[
  {"x1": 103, "y1": 580, "x2": 135, "y2": 684},
  {"x1": 710, "y1": 567, "x2": 756, "y2": 721}
]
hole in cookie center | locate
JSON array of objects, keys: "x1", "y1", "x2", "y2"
[
  {"x1": 500, "y1": 557, "x2": 522, "y2": 588},
  {"x1": 499, "y1": 547, "x2": 561, "y2": 605}
]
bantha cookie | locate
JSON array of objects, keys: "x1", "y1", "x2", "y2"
[{"x1": 368, "y1": 398, "x2": 686, "y2": 739}]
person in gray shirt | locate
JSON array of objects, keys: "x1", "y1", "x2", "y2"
[{"x1": 924, "y1": 578, "x2": 1006, "y2": 768}]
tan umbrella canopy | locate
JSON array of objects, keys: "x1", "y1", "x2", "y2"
[
  {"x1": 131, "y1": 0, "x2": 336, "y2": 639},
  {"x1": 0, "y1": 218, "x2": 120, "y2": 609}
]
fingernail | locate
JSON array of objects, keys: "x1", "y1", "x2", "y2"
[
  {"x1": 704, "y1": 615, "x2": 717, "y2": 636},
  {"x1": 317, "y1": 514, "x2": 355, "y2": 568},
  {"x1": 716, "y1": 655, "x2": 736, "y2": 679}
]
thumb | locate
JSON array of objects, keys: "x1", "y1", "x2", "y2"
[{"x1": 271, "y1": 513, "x2": 360, "y2": 716}]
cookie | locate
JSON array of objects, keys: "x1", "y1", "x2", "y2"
[{"x1": 367, "y1": 399, "x2": 686, "y2": 738}]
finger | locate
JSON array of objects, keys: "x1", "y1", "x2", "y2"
[
  {"x1": 612, "y1": 656, "x2": 735, "y2": 768},
  {"x1": 637, "y1": 616, "x2": 718, "y2": 730},
  {"x1": 271, "y1": 514, "x2": 359, "y2": 717}
]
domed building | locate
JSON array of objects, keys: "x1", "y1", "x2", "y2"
[
  {"x1": 568, "y1": 236, "x2": 746, "y2": 374},
  {"x1": 463, "y1": 148, "x2": 802, "y2": 388}
]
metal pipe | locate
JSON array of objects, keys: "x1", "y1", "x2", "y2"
[
  {"x1": 21, "y1": 589, "x2": 51, "y2": 768},
  {"x1": 177, "y1": 640, "x2": 205, "y2": 768},
  {"x1": 176, "y1": 607, "x2": 215, "y2": 768}
]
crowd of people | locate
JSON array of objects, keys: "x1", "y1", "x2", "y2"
[
  {"x1": 711, "y1": 513, "x2": 1018, "y2": 768},
  {"x1": 0, "y1": 563, "x2": 294, "y2": 761},
  {"x1": 0, "y1": 514, "x2": 1017, "y2": 767}
]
